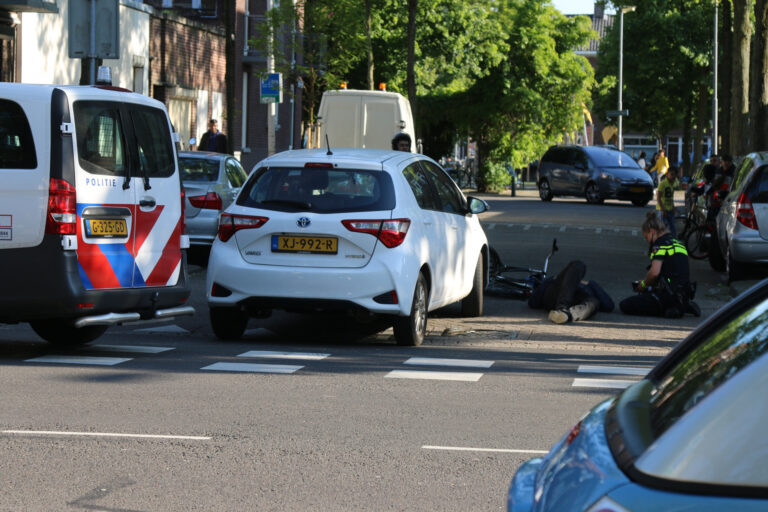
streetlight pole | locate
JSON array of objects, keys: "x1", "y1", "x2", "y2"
[
  {"x1": 712, "y1": 1, "x2": 718, "y2": 155},
  {"x1": 618, "y1": 6, "x2": 635, "y2": 151}
]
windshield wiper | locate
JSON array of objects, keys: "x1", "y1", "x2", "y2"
[{"x1": 261, "y1": 199, "x2": 312, "y2": 210}]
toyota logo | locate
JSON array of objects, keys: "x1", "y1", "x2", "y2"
[{"x1": 297, "y1": 217, "x2": 311, "y2": 228}]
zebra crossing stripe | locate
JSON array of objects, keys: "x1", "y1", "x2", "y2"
[
  {"x1": 89, "y1": 344, "x2": 175, "y2": 354},
  {"x1": 577, "y1": 365, "x2": 650, "y2": 376},
  {"x1": 201, "y1": 362, "x2": 303, "y2": 374},
  {"x1": 404, "y1": 357, "x2": 493, "y2": 368},
  {"x1": 26, "y1": 355, "x2": 132, "y2": 366},
  {"x1": 572, "y1": 378, "x2": 634, "y2": 390},
  {"x1": 385, "y1": 370, "x2": 483, "y2": 382},
  {"x1": 237, "y1": 350, "x2": 330, "y2": 360}
]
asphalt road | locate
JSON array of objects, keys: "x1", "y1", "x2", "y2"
[{"x1": 0, "y1": 189, "x2": 743, "y2": 511}]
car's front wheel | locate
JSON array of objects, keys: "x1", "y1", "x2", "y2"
[
  {"x1": 461, "y1": 253, "x2": 484, "y2": 317},
  {"x1": 210, "y1": 307, "x2": 249, "y2": 340},
  {"x1": 585, "y1": 183, "x2": 603, "y2": 204},
  {"x1": 393, "y1": 273, "x2": 428, "y2": 346},
  {"x1": 29, "y1": 320, "x2": 108, "y2": 346},
  {"x1": 538, "y1": 179, "x2": 553, "y2": 201},
  {"x1": 631, "y1": 198, "x2": 649, "y2": 207}
]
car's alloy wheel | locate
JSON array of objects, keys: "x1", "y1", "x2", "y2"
[
  {"x1": 394, "y1": 273, "x2": 428, "y2": 346},
  {"x1": 538, "y1": 179, "x2": 553, "y2": 201},
  {"x1": 29, "y1": 320, "x2": 108, "y2": 346},
  {"x1": 210, "y1": 307, "x2": 249, "y2": 340},
  {"x1": 585, "y1": 183, "x2": 603, "y2": 204},
  {"x1": 461, "y1": 253, "x2": 484, "y2": 317}
]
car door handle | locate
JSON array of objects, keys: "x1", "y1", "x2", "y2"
[{"x1": 139, "y1": 198, "x2": 156, "y2": 208}]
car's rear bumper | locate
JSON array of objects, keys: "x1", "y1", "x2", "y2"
[
  {"x1": 206, "y1": 239, "x2": 416, "y2": 317},
  {"x1": 730, "y1": 230, "x2": 768, "y2": 263}
]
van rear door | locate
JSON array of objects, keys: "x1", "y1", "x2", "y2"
[
  {"x1": 0, "y1": 94, "x2": 50, "y2": 249},
  {"x1": 73, "y1": 100, "x2": 182, "y2": 289}
]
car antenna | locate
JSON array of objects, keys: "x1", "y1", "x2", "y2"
[{"x1": 325, "y1": 134, "x2": 333, "y2": 156}]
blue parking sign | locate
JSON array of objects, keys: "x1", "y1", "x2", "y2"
[{"x1": 260, "y1": 73, "x2": 283, "y2": 104}]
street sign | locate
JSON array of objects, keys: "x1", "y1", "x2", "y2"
[
  {"x1": 68, "y1": 0, "x2": 120, "y2": 59},
  {"x1": 606, "y1": 109, "x2": 629, "y2": 118},
  {"x1": 260, "y1": 73, "x2": 283, "y2": 104}
]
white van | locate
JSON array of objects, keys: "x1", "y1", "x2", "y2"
[
  {"x1": 0, "y1": 83, "x2": 194, "y2": 345},
  {"x1": 315, "y1": 89, "x2": 415, "y2": 151}
]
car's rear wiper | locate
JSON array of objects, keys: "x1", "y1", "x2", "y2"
[{"x1": 261, "y1": 199, "x2": 312, "y2": 210}]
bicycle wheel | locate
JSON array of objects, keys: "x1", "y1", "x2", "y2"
[
  {"x1": 674, "y1": 214, "x2": 690, "y2": 239},
  {"x1": 685, "y1": 225, "x2": 711, "y2": 260}
]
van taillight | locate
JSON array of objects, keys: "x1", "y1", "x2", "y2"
[
  {"x1": 736, "y1": 193, "x2": 759, "y2": 229},
  {"x1": 189, "y1": 192, "x2": 223, "y2": 210},
  {"x1": 342, "y1": 219, "x2": 410, "y2": 248},
  {"x1": 218, "y1": 213, "x2": 269, "y2": 242},
  {"x1": 45, "y1": 178, "x2": 77, "y2": 235}
]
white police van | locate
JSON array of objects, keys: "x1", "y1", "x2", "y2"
[{"x1": 0, "y1": 81, "x2": 194, "y2": 345}]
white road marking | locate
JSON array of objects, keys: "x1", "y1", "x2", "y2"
[
  {"x1": 237, "y1": 350, "x2": 330, "y2": 360},
  {"x1": 404, "y1": 357, "x2": 494, "y2": 369},
  {"x1": 595, "y1": 228, "x2": 602, "y2": 234},
  {"x1": 134, "y1": 325, "x2": 189, "y2": 334},
  {"x1": 1, "y1": 430, "x2": 210, "y2": 441},
  {"x1": 572, "y1": 378, "x2": 634, "y2": 389},
  {"x1": 243, "y1": 328, "x2": 276, "y2": 337},
  {"x1": 90, "y1": 344, "x2": 175, "y2": 354},
  {"x1": 201, "y1": 362, "x2": 303, "y2": 374},
  {"x1": 26, "y1": 355, "x2": 132, "y2": 366},
  {"x1": 385, "y1": 370, "x2": 483, "y2": 382},
  {"x1": 422, "y1": 445, "x2": 548, "y2": 455},
  {"x1": 523, "y1": 224, "x2": 531, "y2": 231},
  {"x1": 485, "y1": 223, "x2": 496, "y2": 230},
  {"x1": 559, "y1": 225, "x2": 566, "y2": 232},
  {"x1": 578, "y1": 365, "x2": 650, "y2": 376}
]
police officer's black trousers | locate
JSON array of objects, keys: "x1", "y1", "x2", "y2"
[{"x1": 619, "y1": 291, "x2": 665, "y2": 316}]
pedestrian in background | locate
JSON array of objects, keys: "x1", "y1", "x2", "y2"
[
  {"x1": 656, "y1": 166, "x2": 678, "y2": 237},
  {"x1": 649, "y1": 148, "x2": 669, "y2": 185},
  {"x1": 620, "y1": 212, "x2": 700, "y2": 318},
  {"x1": 636, "y1": 151, "x2": 647, "y2": 171},
  {"x1": 199, "y1": 119, "x2": 227, "y2": 153}
]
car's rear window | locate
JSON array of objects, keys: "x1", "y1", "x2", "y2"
[
  {"x1": 0, "y1": 99, "x2": 37, "y2": 169},
  {"x1": 238, "y1": 167, "x2": 395, "y2": 213},
  {"x1": 587, "y1": 148, "x2": 641, "y2": 169},
  {"x1": 746, "y1": 165, "x2": 768, "y2": 203},
  {"x1": 179, "y1": 157, "x2": 220, "y2": 182}
]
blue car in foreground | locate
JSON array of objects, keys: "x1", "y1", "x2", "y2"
[{"x1": 508, "y1": 279, "x2": 768, "y2": 511}]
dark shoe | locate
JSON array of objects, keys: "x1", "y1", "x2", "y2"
[
  {"x1": 665, "y1": 307, "x2": 683, "y2": 318},
  {"x1": 686, "y1": 301, "x2": 701, "y2": 317},
  {"x1": 548, "y1": 309, "x2": 571, "y2": 324}
]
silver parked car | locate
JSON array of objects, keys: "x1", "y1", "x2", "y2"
[
  {"x1": 715, "y1": 151, "x2": 768, "y2": 282},
  {"x1": 179, "y1": 151, "x2": 248, "y2": 247}
]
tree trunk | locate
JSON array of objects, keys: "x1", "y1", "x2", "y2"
[
  {"x1": 731, "y1": 0, "x2": 753, "y2": 157},
  {"x1": 755, "y1": 0, "x2": 768, "y2": 148},
  {"x1": 720, "y1": 0, "x2": 733, "y2": 154},
  {"x1": 364, "y1": 0, "x2": 374, "y2": 91},
  {"x1": 406, "y1": 0, "x2": 418, "y2": 131}
]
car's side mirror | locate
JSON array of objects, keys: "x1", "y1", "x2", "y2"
[{"x1": 467, "y1": 196, "x2": 488, "y2": 215}]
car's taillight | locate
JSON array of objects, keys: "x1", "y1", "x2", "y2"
[
  {"x1": 565, "y1": 420, "x2": 582, "y2": 445},
  {"x1": 736, "y1": 192, "x2": 759, "y2": 229},
  {"x1": 180, "y1": 188, "x2": 187, "y2": 234},
  {"x1": 45, "y1": 178, "x2": 77, "y2": 235},
  {"x1": 342, "y1": 219, "x2": 410, "y2": 248},
  {"x1": 189, "y1": 191, "x2": 223, "y2": 210},
  {"x1": 218, "y1": 213, "x2": 268, "y2": 242}
]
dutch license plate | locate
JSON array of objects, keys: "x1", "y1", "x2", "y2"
[
  {"x1": 630, "y1": 187, "x2": 646, "y2": 193},
  {"x1": 272, "y1": 235, "x2": 337, "y2": 254},
  {"x1": 85, "y1": 219, "x2": 128, "y2": 238}
]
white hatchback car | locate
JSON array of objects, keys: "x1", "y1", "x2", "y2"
[{"x1": 206, "y1": 148, "x2": 489, "y2": 345}]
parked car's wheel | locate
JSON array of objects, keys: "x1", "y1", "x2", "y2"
[
  {"x1": 393, "y1": 273, "x2": 428, "y2": 346},
  {"x1": 538, "y1": 179, "x2": 553, "y2": 201},
  {"x1": 585, "y1": 182, "x2": 603, "y2": 204},
  {"x1": 461, "y1": 253, "x2": 484, "y2": 317},
  {"x1": 726, "y1": 244, "x2": 745, "y2": 283},
  {"x1": 708, "y1": 236, "x2": 726, "y2": 272},
  {"x1": 29, "y1": 320, "x2": 108, "y2": 346},
  {"x1": 632, "y1": 198, "x2": 650, "y2": 207},
  {"x1": 210, "y1": 307, "x2": 249, "y2": 340}
]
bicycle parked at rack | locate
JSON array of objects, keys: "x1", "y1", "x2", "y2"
[{"x1": 486, "y1": 239, "x2": 558, "y2": 299}]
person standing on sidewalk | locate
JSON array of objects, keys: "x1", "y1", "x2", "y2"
[
  {"x1": 656, "y1": 166, "x2": 678, "y2": 237},
  {"x1": 649, "y1": 149, "x2": 669, "y2": 185}
]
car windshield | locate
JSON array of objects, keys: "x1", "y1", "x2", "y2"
[
  {"x1": 587, "y1": 148, "x2": 642, "y2": 169},
  {"x1": 238, "y1": 166, "x2": 395, "y2": 213},
  {"x1": 179, "y1": 157, "x2": 220, "y2": 182}
]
